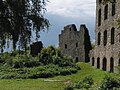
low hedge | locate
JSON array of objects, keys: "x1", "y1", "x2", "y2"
[{"x1": 0, "y1": 64, "x2": 80, "y2": 79}]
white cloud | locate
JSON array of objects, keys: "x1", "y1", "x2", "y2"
[{"x1": 46, "y1": 0, "x2": 96, "y2": 18}]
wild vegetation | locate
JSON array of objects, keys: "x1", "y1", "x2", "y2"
[
  {"x1": 0, "y1": 62, "x2": 119, "y2": 90},
  {"x1": 0, "y1": 0, "x2": 49, "y2": 51},
  {"x1": 0, "y1": 46, "x2": 80, "y2": 79},
  {"x1": 64, "y1": 75, "x2": 120, "y2": 90}
]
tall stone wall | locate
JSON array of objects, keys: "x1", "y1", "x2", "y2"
[
  {"x1": 90, "y1": 0, "x2": 120, "y2": 73},
  {"x1": 59, "y1": 24, "x2": 92, "y2": 62}
]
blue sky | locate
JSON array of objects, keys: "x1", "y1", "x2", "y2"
[{"x1": 40, "y1": 0, "x2": 96, "y2": 47}]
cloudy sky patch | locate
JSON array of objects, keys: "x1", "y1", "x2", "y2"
[
  {"x1": 46, "y1": 0, "x2": 96, "y2": 18},
  {"x1": 40, "y1": 0, "x2": 96, "y2": 47}
]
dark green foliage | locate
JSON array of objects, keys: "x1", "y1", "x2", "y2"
[
  {"x1": 0, "y1": 57, "x2": 4, "y2": 63},
  {"x1": 38, "y1": 46, "x2": 79, "y2": 68},
  {"x1": 98, "y1": 75, "x2": 120, "y2": 90},
  {"x1": 64, "y1": 76, "x2": 94, "y2": 90},
  {"x1": 67, "y1": 75, "x2": 120, "y2": 90},
  {"x1": 10, "y1": 50, "x2": 25, "y2": 56},
  {"x1": 38, "y1": 46, "x2": 60, "y2": 65},
  {"x1": 0, "y1": 53, "x2": 41, "y2": 68},
  {"x1": 0, "y1": 46, "x2": 80, "y2": 79},
  {"x1": 64, "y1": 86, "x2": 74, "y2": 90},
  {"x1": 82, "y1": 76, "x2": 94, "y2": 88},
  {"x1": 0, "y1": 65, "x2": 79, "y2": 79},
  {"x1": 0, "y1": 0, "x2": 50, "y2": 50},
  {"x1": 12, "y1": 55, "x2": 41, "y2": 68},
  {"x1": 74, "y1": 76, "x2": 94, "y2": 89}
]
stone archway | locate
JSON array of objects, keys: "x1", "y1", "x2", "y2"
[
  {"x1": 75, "y1": 57, "x2": 79, "y2": 63},
  {"x1": 97, "y1": 57, "x2": 100, "y2": 69},
  {"x1": 110, "y1": 57, "x2": 114, "y2": 72},
  {"x1": 92, "y1": 57, "x2": 94, "y2": 66},
  {"x1": 102, "y1": 57, "x2": 107, "y2": 71}
]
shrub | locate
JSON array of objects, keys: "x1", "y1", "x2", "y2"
[
  {"x1": 10, "y1": 50, "x2": 25, "y2": 56},
  {"x1": 0, "y1": 64, "x2": 79, "y2": 79},
  {"x1": 0, "y1": 52, "x2": 13, "y2": 66},
  {"x1": 60, "y1": 69, "x2": 71, "y2": 76},
  {"x1": 12, "y1": 55, "x2": 40, "y2": 68},
  {"x1": 98, "y1": 75, "x2": 120, "y2": 90},
  {"x1": 38, "y1": 46, "x2": 77, "y2": 68},
  {"x1": 64, "y1": 76, "x2": 94, "y2": 90},
  {"x1": 38, "y1": 46, "x2": 56, "y2": 65},
  {"x1": 1, "y1": 73, "x2": 16, "y2": 79},
  {"x1": 0, "y1": 46, "x2": 80, "y2": 79},
  {"x1": 74, "y1": 76, "x2": 94, "y2": 89},
  {"x1": 64, "y1": 86, "x2": 74, "y2": 90},
  {"x1": 29, "y1": 71, "x2": 54, "y2": 78}
]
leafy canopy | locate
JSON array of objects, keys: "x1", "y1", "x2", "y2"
[{"x1": 0, "y1": 0, "x2": 49, "y2": 51}]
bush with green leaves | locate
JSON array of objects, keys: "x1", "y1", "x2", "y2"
[
  {"x1": 64, "y1": 76, "x2": 94, "y2": 90},
  {"x1": 98, "y1": 75, "x2": 120, "y2": 90},
  {"x1": 74, "y1": 76, "x2": 94, "y2": 89},
  {"x1": 38, "y1": 46, "x2": 62, "y2": 65},
  {"x1": 12, "y1": 54, "x2": 40, "y2": 68},
  {"x1": 0, "y1": 46, "x2": 78, "y2": 68},
  {"x1": 38, "y1": 46, "x2": 79, "y2": 69},
  {"x1": 64, "y1": 85, "x2": 74, "y2": 90},
  {"x1": 0, "y1": 64, "x2": 79, "y2": 79},
  {"x1": 0, "y1": 46, "x2": 80, "y2": 79}
]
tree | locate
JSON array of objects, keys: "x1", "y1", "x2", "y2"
[{"x1": 0, "y1": 0, "x2": 49, "y2": 51}]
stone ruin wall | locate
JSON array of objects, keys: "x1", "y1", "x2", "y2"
[
  {"x1": 59, "y1": 24, "x2": 92, "y2": 62},
  {"x1": 89, "y1": 0, "x2": 120, "y2": 73}
]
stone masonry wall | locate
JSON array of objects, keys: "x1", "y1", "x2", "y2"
[
  {"x1": 59, "y1": 24, "x2": 92, "y2": 62},
  {"x1": 90, "y1": 0, "x2": 120, "y2": 73}
]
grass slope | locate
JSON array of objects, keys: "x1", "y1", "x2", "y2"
[{"x1": 0, "y1": 62, "x2": 117, "y2": 90}]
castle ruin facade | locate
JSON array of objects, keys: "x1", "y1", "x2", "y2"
[
  {"x1": 89, "y1": 0, "x2": 120, "y2": 72},
  {"x1": 59, "y1": 24, "x2": 92, "y2": 62}
]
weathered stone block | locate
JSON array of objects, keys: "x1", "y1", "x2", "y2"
[{"x1": 59, "y1": 24, "x2": 92, "y2": 62}]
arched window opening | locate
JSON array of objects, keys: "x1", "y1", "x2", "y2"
[
  {"x1": 65, "y1": 44, "x2": 67, "y2": 49},
  {"x1": 104, "y1": 30, "x2": 107, "y2": 46},
  {"x1": 92, "y1": 57, "x2": 95, "y2": 66},
  {"x1": 119, "y1": 59, "x2": 120, "y2": 65},
  {"x1": 112, "y1": 0, "x2": 116, "y2": 16},
  {"x1": 98, "y1": 9, "x2": 101, "y2": 26},
  {"x1": 76, "y1": 57, "x2": 79, "y2": 62},
  {"x1": 102, "y1": 57, "x2": 107, "y2": 71},
  {"x1": 97, "y1": 57, "x2": 100, "y2": 68},
  {"x1": 76, "y1": 43, "x2": 78, "y2": 47},
  {"x1": 98, "y1": 32, "x2": 101, "y2": 45},
  {"x1": 110, "y1": 57, "x2": 114, "y2": 72},
  {"x1": 118, "y1": 33, "x2": 120, "y2": 43},
  {"x1": 104, "y1": 4, "x2": 108, "y2": 20},
  {"x1": 111, "y1": 27, "x2": 115, "y2": 44},
  {"x1": 99, "y1": 0, "x2": 102, "y2": 4}
]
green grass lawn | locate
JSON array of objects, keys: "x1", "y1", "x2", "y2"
[{"x1": 0, "y1": 62, "x2": 118, "y2": 90}]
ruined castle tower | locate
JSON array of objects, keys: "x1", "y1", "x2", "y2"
[
  {"x1": 59, "y1": 24, "x2": 92, "y2": 62},
  {"x1": 90, "y1": 0, "x2": 120, "y2": 72}
]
